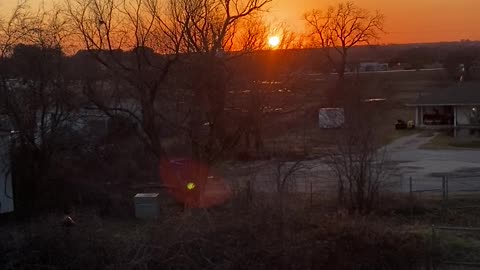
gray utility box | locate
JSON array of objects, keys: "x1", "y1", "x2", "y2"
[{"x1": 134, "y1": 193, "x2": 160, "y2": 219}]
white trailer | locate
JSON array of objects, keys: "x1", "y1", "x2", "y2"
[{"x1": 318, "y1": 108, "x2": 345, "y2": 128}]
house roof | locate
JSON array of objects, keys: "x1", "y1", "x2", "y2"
[{"x1": 407, "y1": 82, "x2": 480, "y2": 106}]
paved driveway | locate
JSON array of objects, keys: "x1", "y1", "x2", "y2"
[
  {"x1": 223, "y1": 133, "x2": 480, "y2": 195},
  {"x1": 387, "y1": 133, "x2": 480, "y2": 193}
]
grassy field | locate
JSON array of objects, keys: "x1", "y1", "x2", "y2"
[
  {"x1": 257, "y1": 68, "x2": 442, "y2": 156},
  {"x1": 385, "y1": 129, "x2": 422, "y2": 144}
]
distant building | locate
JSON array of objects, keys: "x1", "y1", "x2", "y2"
[
  {"x1": 346, "y1": 62, "x2": 389, "y2": 73},
  {"x1": 407, "y1": 82, "x2": 480, "y2": 137},
  {"x1": 358, "y1": 62, "x2": 389, "y2": 72}
]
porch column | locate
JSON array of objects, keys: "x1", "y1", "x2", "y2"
[
  {"x1": 454, "y1": 106, "x2": 457, "y2": 128},
  {"x1": 419, "y1": 106, "x2": 424, "y2": 127},
  {"x1": 415, "y1": 106, "x2": 419, "y2": 127},
  {"x1": 454, "y1": 106, "x2": 457, "y2": 137}
]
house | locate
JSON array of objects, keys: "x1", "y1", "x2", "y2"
[
  {"x1": 0, "y1": 131, "x2": 14, "y2": 214},
  {"x1": 345, "y1": 62, "x2": 389, "y2": 73},
  {"x1": 407, "y1": 82, "x2": 480, "y2": 137},
  {"x1": 358, "y1": 62, "x2": 389, "y2": 72}
]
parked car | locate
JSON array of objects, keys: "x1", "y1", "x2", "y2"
[
  {"x1": 395, "y1": 120, "x2": 415, "y2": 130},
  {"x1": 395, "y1": 120, "x2": 408, "y2": 130}
]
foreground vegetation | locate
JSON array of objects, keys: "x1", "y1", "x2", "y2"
[
  {"x1": 2, "y1": 194, "x2": 480, "y2": 270},
  {"x1": 0, "y1": 196, "x2": 424, "y2": 270}
]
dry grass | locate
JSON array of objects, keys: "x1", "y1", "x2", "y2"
[
  {"x1": 4, "y1": 184, "x2": 480, "y2": 270},
  {"x1": 421, "y1": 134, "x2": 480, "y2": 150},
  {"x1": 385, "y1": 129, "x2": 421, "y2": 145},
  {"x1": 0, "y1": 193, "x2": 432, "y2": 270}
]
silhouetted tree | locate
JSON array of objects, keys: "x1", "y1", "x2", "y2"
[
  {"x1": 395, "y1": 47, "x2": 438, "y2": 70},
  {"x1": 169, "y1": 0, "x2": 271, "y2": 163},
  {"x1": 0, "y1": 5, "x2": 78, "y2": 211},
  {"x1": 304, "y1": 1, "x2": 384, "y2": 104},
  {"x1": 325, "y1": 100, "x2": 390, "y2": 214},
  {"x1": 67, "y1": 0, "x2": 272, "y2": 207},
  {"x1": 444, "y1": 47, "x2": 480, "y2": 81},
  {"x1": 66, "y1": 0, "x2": 186, "y2": 159}
]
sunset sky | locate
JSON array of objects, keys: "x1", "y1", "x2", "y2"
[
  {"x1": 1, "y1": 0, "x2": 480, "y2": 44},
  {"x1": 270, "y1": 0, "x2": 480, "y2": 44}
]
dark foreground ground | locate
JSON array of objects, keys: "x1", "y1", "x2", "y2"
[{"x1": 2, "y1": 194, "x2": 480, "y2": 270}]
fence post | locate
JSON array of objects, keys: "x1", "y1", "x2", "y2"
[
  {"x1": 409, "y1": 176, "x2": 414, "y2": 218},
  {"x1": 446, "y1": 177, "x2": 449, "y2": 201},
  {"x1": 310, "y1": 180, "x2": 313, "y2": 208},
  {"x1": 304, "y1": 173, "x2": 307, "y2": 193},
  {"x1": 409, "y1": 176, "x2": 413, "y2": 197},
  {"x1": 246, "y1": 180, "x2": 252, "y2": 206},
  {"x1": 430, "y1": 225, "x2": 436, "y2": 270},
  {"x1": 442, "y1": 176, "x2": 448, "y2": 220},
  {"x1": 442, "y1": 176, "x2": 446, "y2": 201}
]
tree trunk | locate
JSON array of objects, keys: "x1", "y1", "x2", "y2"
[
  {"x1": 254, "y1": 120, "x2": 264, "y2": 153},
  {"x1": 141, "y1": 99, "x2": 166, "y2": 159},
  {"x1": 333, "y1": 51, "x2": 348, "y2": 106}
]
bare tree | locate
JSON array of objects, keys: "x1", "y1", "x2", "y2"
[
  {"x1": 66, "y1": 0, "x2": 190, "y2": 159},
  {"x1": 268, "y1": 22, "x2": 302, "y2": 50},
  {"x1": 325, "y1": 101, "x2": 390, "y2": 214},
  {"x1": 305, "y1": 1, "x2": 384, "y2": 102},
  {"x1": 0, "y1": 1, "x2": 30, "y2": 58},
  {"x1": 235, "y1": 16, "x2": 268, "y2": 52},
  {"x1": 171, "y1": 0, "x2": 271, "y2": 54},
  {"x1": 167, "y1": 0, "x2": 272, "y2": 207},
  {"x1": 444, "y1": 46, "x2": 480, "y2": 81},
  {"x1": 274, "y1": 159, "x2": 303, "y2": 200},
  {"x1": 66, "y1": 0, "x2": 270, "y2": 160},
  {"x1": 168, "y1": 0, "x2": 271, "y2": 163},
  {"x1": 66, "y1": 0, "x2": 272, "y2": 207},
  {"x1": 0, "y1": 4, "x2": 79, "y2": 211},
  {"x1": 226, "y1": 49, "x2": 314, "y2": 157}
]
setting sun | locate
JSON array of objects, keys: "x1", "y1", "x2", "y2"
[{"x1": 268, "y1": 36, "x2": 280, "y2": 48}]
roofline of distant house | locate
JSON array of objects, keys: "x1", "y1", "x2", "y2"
[{"x1": 406, "y1": 103, "x2": 480, "y2": 107}]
